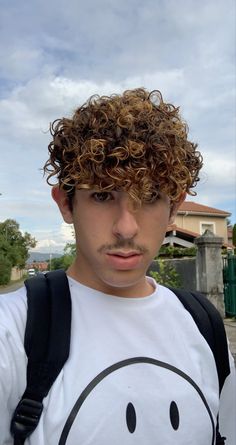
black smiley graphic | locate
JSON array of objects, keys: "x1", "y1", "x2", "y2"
[
  {"x1": 59, "y1": 357, "x2": 215, "y2": 445},
  {"x1": 126, "y1": 399, "x2": 180, "y2": 433}
]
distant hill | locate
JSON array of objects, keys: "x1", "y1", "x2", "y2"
[{"x1": 27, "y1": 252, "x2": 62, "y2": 263}]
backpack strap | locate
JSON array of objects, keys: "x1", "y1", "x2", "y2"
[
  {"x1": 171, "y1": 288, "x2": 230, "y2": 445},
  {"x1": 11, "y1": 270, "x2": 71, "y2": 445},
  {"x1": 170, "y1": 288, "x2": 230, "y2": 394}
]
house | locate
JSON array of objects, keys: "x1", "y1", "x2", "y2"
[
  {"x1": 164, "y1": 202, "x2": 231, "y2": 247},
  {"x1": 227, "y1": 225, "x2": 233, "y2": 246},
  {"x1": 164, "y1": 224, "x2": 199, "y2": 248},
  {"x1": 26, "y1": 261, "x2": 49, "y2": 272}
]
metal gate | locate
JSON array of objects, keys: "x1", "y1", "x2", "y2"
[{"x1": 223, "y1": 253, "x2": 236, "y2": 317}]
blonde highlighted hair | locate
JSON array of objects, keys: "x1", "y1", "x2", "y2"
[{"x1": 44, "y1": 88, "x2": 203, "y2": 204}]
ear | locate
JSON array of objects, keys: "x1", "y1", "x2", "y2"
[
  {"x1": 169, "y1": 192, "x2": 186, "y2": 225},
  {"x1": 51, "y1": 185, "x2": 74, "y2": 224}
]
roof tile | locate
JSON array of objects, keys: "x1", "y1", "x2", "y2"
[{"x1": 178, "y1": 201, "x2": 231, "y2": 216}]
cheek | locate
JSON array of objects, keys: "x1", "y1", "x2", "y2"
[
  {"x1": 142, "y1": 214, "x2": 169, "y2": 249},
  {"x1": 74, "y1": 218, "x2": 106, "y2": 249},
  {"x1": 144, "y1": 210, "x2": 170, "y2": 234}
]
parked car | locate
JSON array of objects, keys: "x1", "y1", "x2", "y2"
[{"x1": 28, "y1": 268, "x2": 36, "y2": 277}]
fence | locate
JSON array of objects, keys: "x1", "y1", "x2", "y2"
[{"x1": 223, "y1": 254, "x2": 236, "y2": 317}]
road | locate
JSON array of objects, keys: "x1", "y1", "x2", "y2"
[
  {"x1": 224, "y1": 319, "x2": 236, "y2": 364},
  {"x1": 0, "y1": 279, "x2": 24, "y2": 294}
]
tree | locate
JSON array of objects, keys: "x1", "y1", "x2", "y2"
[
  {"x1": 64, "y1": 242, "x2": 76, "y2": 257},
  {"x1": 50, "y1": 242, "x2": 76, "y2": 271},
  {"x1": 156, "y1": 246, "x2": 197, "y2": 259},
  {"x1": 149, "y1": 259, "x2": 182, "y2": 288},
  {"x1": 233, "y1": 223, "x2": 236, "y2": 252},
  {"x1": 0, "y1": 219, "x2": 36, "y2": 284},
  {"x1": 0, "y1": 254, "x2": 12, "y2": 285}
]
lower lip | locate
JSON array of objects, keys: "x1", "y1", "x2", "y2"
[{"x1": 106, "y1": 254, "x2": 142, "y2": 270}]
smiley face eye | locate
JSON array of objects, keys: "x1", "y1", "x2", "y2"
[
  {"x1": 169, "y1": 401, "x2": 180, "y2": 430},
  {"x1": 126, "y1": 402, "x2": 136, "y2": 433}
]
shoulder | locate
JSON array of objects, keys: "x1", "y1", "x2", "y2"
[
  {"x1": 0, "y1": 286, "x2": 27, "y2": 344},
  {"x1": 0, "y1": 287, "x2": 28, "y2": 441}
]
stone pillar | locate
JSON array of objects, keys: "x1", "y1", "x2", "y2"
[{"x1": 195, "y1": 229, "x2": 225, "y2": 316}]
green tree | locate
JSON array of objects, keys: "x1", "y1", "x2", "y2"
[
  {"x1": 156, "y1": 246, "x2": 197, "y2": 259},
  {"x1": 0, "y1": 219, "x2": 36, "y2": 284},
  {"x1": 149, "y1": 259, "x2": 182, "y2": 288},
  {"x1": 50, "y1": 242, "x2": 76, "y2": 271},
  {"x1": 0, "y1": 254, "x2": 12, "y2": 285},
  {"x1": 233, "y1": 223, "x2": 236, "y2": 252},
  {"x1": 64, "y1": 242, "x2": 76, "y2": 257}
]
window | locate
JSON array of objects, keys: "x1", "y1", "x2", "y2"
[{"x1": 200, "y1": 222, "x2": 215, "y2": 235}]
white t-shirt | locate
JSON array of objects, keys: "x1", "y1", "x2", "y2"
[{"x1": 0, "y1": 277, "x2": 235, "y2": 444}]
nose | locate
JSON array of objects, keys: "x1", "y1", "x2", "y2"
[{"x1": 112, "y1": 203, "x2": 139, "y2": 241}]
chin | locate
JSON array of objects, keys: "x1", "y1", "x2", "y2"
[{"x1": 100, "y1": 271, "x2": 148, "y2": 295}]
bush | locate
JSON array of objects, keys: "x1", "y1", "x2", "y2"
[
  {"x1": 50, "y1": 254, "x2": 74, "y2": 271},
  {"x1": 233, "y1": 224, "x2": 236, "y2": 253},
  {"x1": 156, "y1": 246, "x2": 197, "y2": 259},
  {"x1": 149, "y1": 259, "x2": 182, "y2": 288},
  {"x1": 50, "y1": 243, "x2": 76, "y2": 271},
  {"x1": 0, "y1": 254, "x2": 12, "y2": 285}
]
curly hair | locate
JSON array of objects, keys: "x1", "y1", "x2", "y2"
[{"x1": 44, "y1": 88, "x2": 203, "y2": 205}]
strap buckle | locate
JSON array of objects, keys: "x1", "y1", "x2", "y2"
[{"x1": 11, "y1": 398, "x2": 43, "y2": 439}]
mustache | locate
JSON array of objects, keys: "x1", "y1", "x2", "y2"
[{"x1": 98, "y1": 240, "x2": 148, "y2": 254}]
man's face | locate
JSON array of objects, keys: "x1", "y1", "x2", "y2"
[{"x1": 54, "y1": 188, "x2": 182, "y2": 297}]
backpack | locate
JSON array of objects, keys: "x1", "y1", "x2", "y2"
[{"x1": 10, "y1": 269, "x2": 230, "y2": 445}]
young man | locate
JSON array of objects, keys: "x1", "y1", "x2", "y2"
[{"x1": 0, "y1": 88, "x2": 235, "y2": 444}]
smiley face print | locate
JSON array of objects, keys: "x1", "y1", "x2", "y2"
[{"x1": 59, "y1": 357, "x2": 215, "y2": 445}]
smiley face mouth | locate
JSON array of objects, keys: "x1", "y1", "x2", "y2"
[{"x1": 58, "y1": 357, "x2": 215, "y2": 445}]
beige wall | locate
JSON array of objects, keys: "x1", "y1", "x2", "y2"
[
  {"x1": 174, "y1": 214, "x2": 228, "y2": 243},
  {"x1": 11, "y1": 267, "x2": 25, "y2": 281}
]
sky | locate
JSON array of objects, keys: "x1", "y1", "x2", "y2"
[{"x1": 0, "y1": 0, "x2": 235, "y2": 253}]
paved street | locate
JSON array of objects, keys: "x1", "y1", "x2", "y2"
[
  {"x1": 0, "y1": 279, "x2": 24, "y2": 294},
  {"x1": 224, "y1": 318, "x2": 236, "y2": 363}
]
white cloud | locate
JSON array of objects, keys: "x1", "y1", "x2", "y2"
[
  {"x1": 0, "y1": 69, "x2": 185, "y2": 142},
  {"x1": 0, "y1": 46, "x2": 45, "y2": 82},
  {"x1": 201, "y1": 150, "x2": 235, "y2": 180},
  {"x1": 60, "y1": 222, "x2": 75, "y2": 242},
  {"x1": 33, "y1": 239, "x2": 58, "y2": 250},
  {"x1": 31, "y1": 222, "x2": 74, "y2": 253}
]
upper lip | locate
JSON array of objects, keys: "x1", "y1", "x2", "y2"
[{"x1": 106, "y1": 251, "x2": 141, "y2": 257}]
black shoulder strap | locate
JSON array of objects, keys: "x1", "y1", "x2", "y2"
[
  {"x1": 171, "y1": 288, "x2": 230, "y2": 445},
  {"x1": 11, "y1": 270, "x2": 71, "y2": 445},
  {"x1": 171, "y1": 288, "x2": 230, "y2": 394}
]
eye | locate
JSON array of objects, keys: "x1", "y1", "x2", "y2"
[
  {"x1": 169, "y1": 401, "x2": 179, "y2": 430},
  {"x1": 91, "y1": 192, "x2": 114, "y2": 202},
  {"x1": 126, "y1": 402, "x2": 136, "y2": 433}
]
